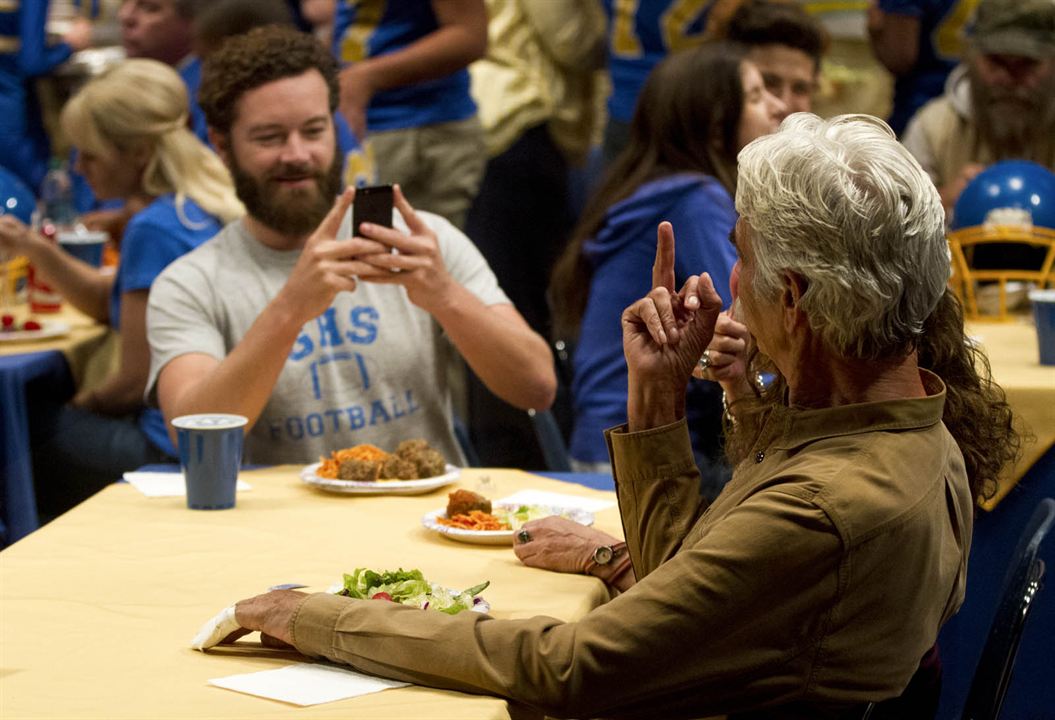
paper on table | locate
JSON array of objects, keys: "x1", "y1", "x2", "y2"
[
  {"x1": 123, "y1": 471, "x2": 251, "y2": 498},
  {"x1": 496, "y1": 489, "x2": 616, "y2": 513},
  {"x1": 208, "y1": 662, "x2": 409, "y2": 706}
]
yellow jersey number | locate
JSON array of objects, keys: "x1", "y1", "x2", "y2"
[{"x1": 611, "y1": 0, "x2": 715, "y2": 58}]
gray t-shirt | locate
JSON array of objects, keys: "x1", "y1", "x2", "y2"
[{"x1": 146, "y1": 210, "x2": 509, "y2": 466}]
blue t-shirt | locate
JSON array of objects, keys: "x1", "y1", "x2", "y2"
[
  {"x1": 331, "y1": 0, "x2": 475, "y2": 132},
  {"x1": 879, "y1": 0, "x2": 973, "y2": 135},
  {"x1": 570, "y1": 173, "x2": 738, "y2": 464},
  {"x1": 0, "y1": 1, "x2": 73, "y2": 190},
  {"x1": 601, "y1": 0, "x2": 714, "y2": 124},
  {"x1": 111, "y1": 194, "x2": 223, "y2": 456}
]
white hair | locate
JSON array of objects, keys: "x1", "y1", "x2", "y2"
[{"x1": 735, "y1": 113, "x2": 950, "y2": 359}]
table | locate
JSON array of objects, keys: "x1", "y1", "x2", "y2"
[
  {"x1": 0, "y1": 304, "x2": 116, "y2": 545},
  {"x1": 0, "y1": 466, "x2": 621, "y2": 719},
  {"x1": 966, "y1": 320, "x2": 1055, "y2": 510}
]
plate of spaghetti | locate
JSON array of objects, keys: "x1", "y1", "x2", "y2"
[
  {"x1": 300, "y1": 439, "x2": 459, "y2": 495},
  {"x1": 421, "y1": 503, "x2": 594, "y2": 545}
]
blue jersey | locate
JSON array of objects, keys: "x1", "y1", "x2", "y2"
[
  {"x1": 571, "y1": 173, "x2": 737, "y2": 464},
  {"x1": 0, "y1": 1, "x2": 73, "y2": 190},
  {"x1": 110, "y1": 194, "x2": 223, "y2": 456},
  {"x1": 178, "y1": 56, "x2": 209, "y2": 143},
  {"x1": 879, "y1": 0, "x2": 977, "y2": 135},
  {"x1": 332, "y1": 0, "x2": 476, "y2": 132},
  {"x1": 601, "y1": 0, "x2": 716, "y2": 123}
]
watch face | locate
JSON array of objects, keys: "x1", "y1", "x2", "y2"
[{"x1": 593, "y1": 545, "x2": 614, "y2": 565}]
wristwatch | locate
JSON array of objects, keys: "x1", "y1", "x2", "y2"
[{"x1": 590, "y1": 542, "x2": 626, "y2": 568}]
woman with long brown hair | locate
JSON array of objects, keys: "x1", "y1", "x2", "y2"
[{"x1": 550, "y1": 41, "x2": 783, "y2": 489}]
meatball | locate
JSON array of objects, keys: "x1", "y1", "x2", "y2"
[
  {"x1": 380, "y1": 455, "x2": 418, "y2": 480},
  {"x1": 338, "y1": 458, "x2": 381, "y2": 482},
  {"x1": 446, "y1": 489, "x2": 491, "y2": 518}
]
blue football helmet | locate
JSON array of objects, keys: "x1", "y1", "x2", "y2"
[
  {"x1": 951, "y1": 160, "x2": 1055, "y2": 231},
  {"x1": 947, "y1": 160, "x2": 1055, "y2": 319},
  {"x1": 0, "y1": 165, "x2": 36, "y2": 225}
]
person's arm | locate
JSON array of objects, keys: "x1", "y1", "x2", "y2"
[
  {"x1": 155, "y1": 190, "x2": 394, "y2": 439},
  {"x1": 337, "y1": 0, "x2": 487, "y2": 137},
  {"x1": 222, "y1": 487, "x2": 843, "y2": 718},
  {"x1": 354, "y1": 186, "x2": 556, "y2": 411},
  {"x1": 73, "y1": 289, "x2": 150, "y2": 415},
  {"x1": 867, "y1": 6, "x2": 921, "y2": 76},
  {"x1": 0, "y1": 215, "x2": 111, "y2": 321}
]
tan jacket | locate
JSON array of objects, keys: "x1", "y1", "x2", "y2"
[{"x1": 292, "y1": 370, "x2": 973, "y2": 718}]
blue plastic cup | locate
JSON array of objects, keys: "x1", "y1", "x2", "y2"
[
  {"x1": 58, "y1": 230, "x2": 107, "y2": 267},
  {"x1": 1029, "y1": 290, "x2": 1055, "y2": 366},
  {"x1": 172, "y1": 414, "x2": 248, "y2": 510}
]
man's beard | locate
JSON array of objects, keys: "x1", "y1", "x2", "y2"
[
  {"x1": 230, "y1": 152, "x2": 343, "y2": 237},
  {"x1": 970, "y1": 62, "x2": 1055, "y2": 162}
]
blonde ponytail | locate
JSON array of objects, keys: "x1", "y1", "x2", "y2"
[{"x1": 61, "y1": 58, "x2": 244, "y2": 225}]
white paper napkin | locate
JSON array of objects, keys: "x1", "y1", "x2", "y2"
[
  {"x1": 496, "y1": 489, "x2": 616, "y2": 513},
  {"x1": 208, "y1": 662, "x2": 408, "y2": 706},
  {"x1": 122, "y1": 471, "x2": 251, "y2": 498}
]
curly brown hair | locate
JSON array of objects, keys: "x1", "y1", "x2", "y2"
[
  {"x1": 198, "y1": 25, "x2": 339, "y2": 135},
  {"x1": 724, "y1": 290, "x2": 1020, "y2": 505}
]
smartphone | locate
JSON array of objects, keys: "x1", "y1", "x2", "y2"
[{"x1": 352, "y1": 184, "x2": 393, "y2": 235}]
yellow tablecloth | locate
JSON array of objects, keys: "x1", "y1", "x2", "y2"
[
  {"x1": 0, "y1": 467, "x2": 620, "y2": 719},
  {"x1": 967, "y1": 320, "x2": 1055, "y2": 510},
  {"x1": 0, "y1": 303, "x2": 116, "y2": 389}
]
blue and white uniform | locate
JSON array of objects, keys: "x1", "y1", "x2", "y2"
[
  {"x1": 332, "y1": 0, "x2": 476, "y2": 132},
  {"x1": 601, "y1": 0, "x2": 715, "y2": 124},
  {"x1": 0, "y1": 0, "x2": 73, "y2": 190}
]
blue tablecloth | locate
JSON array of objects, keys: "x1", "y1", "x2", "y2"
[{"x1": 0, "y1": 350, "x2": 75, "y2": 546}]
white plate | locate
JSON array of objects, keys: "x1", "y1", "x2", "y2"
[
  {"x1": 300, "y1": 462, "x2": 460, "y2": 495},
  {"x1": 0, "y1": 320, "x2": 70, "y2": 343},
  {"x1": 421, "y1": 504, "x2": 594, "y2": 545}
]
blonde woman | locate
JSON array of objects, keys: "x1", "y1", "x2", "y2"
[{"x1": 0, "y1": 59, "x2": 243, "y2": 515}]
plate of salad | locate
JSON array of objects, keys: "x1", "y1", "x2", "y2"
[
  {"x1": 422, "y1": 503, "x2": 594, "y2": 546},
  {"x1": 331, "y1": 567, "x2": 491, "y2": 614}
]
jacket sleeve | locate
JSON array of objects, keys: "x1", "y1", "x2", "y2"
[
  {"x1": 18, "y1": 3, "x2": 73, "y2": 77},
  {"x1": 605, "y1": 419, "x2": 710, "y2": 578}
]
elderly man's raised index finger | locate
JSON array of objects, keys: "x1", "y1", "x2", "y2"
[{"x1": 652, "y1": 221, "x2": 676, "y2": 292}]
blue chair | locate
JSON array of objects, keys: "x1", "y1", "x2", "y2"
[{"x1": 961, "y1": 497, "x2": 1055, "y2": 720}]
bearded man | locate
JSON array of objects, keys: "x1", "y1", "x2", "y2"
[
  {"x1": 902, "y1": 0, "x2": 1055, "y2": 212},
  {"x1": 144, "y1": 26, "x2": 555, "y2": 465}
]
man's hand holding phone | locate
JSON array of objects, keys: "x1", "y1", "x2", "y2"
[{"x1": 352, "y1": 184, "x2": 456, "y2": 313}]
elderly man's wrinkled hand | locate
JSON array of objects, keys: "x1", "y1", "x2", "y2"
[
  {"x1": 693, "y1": 311, "x2": 750, "y2": 384},
  {"x1": 513, "y1": 516, "x2": 622, "y2": 576},
  {"x1": 191, "y1": 590, "x2": 307, "y2": 651}
]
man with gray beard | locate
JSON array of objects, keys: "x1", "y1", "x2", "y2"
[{"x1": 902, "y1": 0, "x2": 1055, "y2": 212}]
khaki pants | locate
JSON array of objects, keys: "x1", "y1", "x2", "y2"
[{"x1": 366, "y1": 116, "x2": 486, "y2": 230}]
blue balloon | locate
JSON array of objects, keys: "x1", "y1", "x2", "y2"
[
  {"x1": 951, "y1": 160, "x2": 1055, "y2": 231},
  {"x1": 0, "y1": 165, "x2": 36, "y2": 225}
]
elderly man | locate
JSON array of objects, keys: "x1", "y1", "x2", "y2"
[
  {"x1": 196, "y1": 114, "x2": 1015, "y2": 717},
  {"x1": 901, "y1": 0, "x2": 1055, "y2": 211},
  {"x1": 146, "y1": 27, "x2": 554, "y2": 466}
]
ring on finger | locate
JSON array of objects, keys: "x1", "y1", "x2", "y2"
[
  {"x1": 697, "y1": 351, "x2": 712, "y2": 372},
  {"x1": 517, "y1": 529, "x2": 532, "y2": 544}
]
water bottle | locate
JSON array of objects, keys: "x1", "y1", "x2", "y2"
[
  {"x1": 39, "y1": 159, "x2": 78, "y2": 232},
  {"x1": 29, "y1": 159, "x2": 77, "y2": 313}
]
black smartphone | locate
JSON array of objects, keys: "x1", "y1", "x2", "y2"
[{"x1": 352, "y1": 184, "x2": 393, "y2": 235}]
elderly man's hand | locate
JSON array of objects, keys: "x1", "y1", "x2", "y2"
[
  {"x1": 191, "y1": 590, "x2": 308, "y2": 651},
  {"x1": 514, "y1": 516, "x2": 622, "y2": 575},
  {"x1": 353, "y1": 185, "x2": 457, "y2": 313},
  {"x1": 693, "y1": 311, "x2": 750, "y2": 385},
  {"x1": 622, "y1": 222, "x2": 723, "y2": 430}
]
